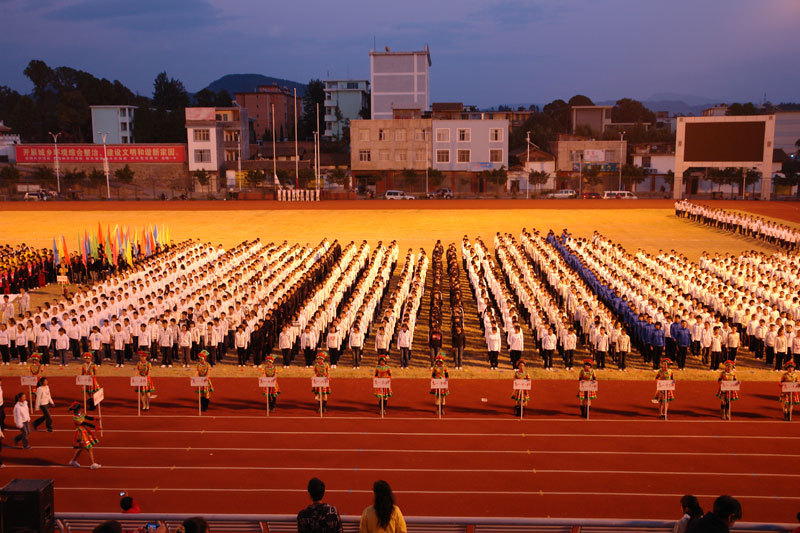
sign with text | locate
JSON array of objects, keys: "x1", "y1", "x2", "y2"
[
  {"x1": 76, "y1": 375, "x2": 94, "y2": 386},
  {"x1": 513, "y1": 379, "x2": 532, "y2": 390},
  {"x1": 373, "y1": 378, "x2": 391, "y2": 389},
  {"x1": 430, "y1": 378, "x2": 448, "y2": 390},
  {"x1": 16, "y1": 144, "x2": 186, "y2": 164},
  {"x1": 579, "y1": 380, "x2": 598, "y2": 392},
  {"x1": 20, "y1": 376, "x2": 37, "y2": 386},
  {"x1": 312, "y1": 377, "x2": 330, "y2": 388},
  {"x1": 190, "y1": 377, "x2": 208, "y2": 387},
  {"x1": 130, "y1": 376, "x2": 148, "y2": 387},
  {"x1": 657, "y1": 380, "x2": 676, "y2": 391},
  {"x1": 781, "y1": 382, "x2": 800, "y2": 393},
  {"x1": 259, "y1": 377, "x2": 277, "y2": 388},
  {"x1": 719, "y1": 381, "x2": 740, "y2": 392},
  {"x1": 93, "y1": 388, "x2": 105, "y2": 405}
]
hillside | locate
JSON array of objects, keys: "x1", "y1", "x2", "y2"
[{"x1": 202, "y1": 74, "x2": 307, "y2": 96}]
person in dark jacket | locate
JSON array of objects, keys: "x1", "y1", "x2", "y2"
[
  {"x1": 674, "y1": 320, "x2": 692, "y2": 370},
  {"x1": 686, "y1": 495, "x2": 741, "y2": 533}
]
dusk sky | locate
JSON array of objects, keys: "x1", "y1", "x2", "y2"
[{"x1": 2, "y1": 0, "x2": 799, "y2": 107}]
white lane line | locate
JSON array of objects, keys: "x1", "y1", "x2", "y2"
[
  {"x1": 49, "y1": 487, "x2": 800, "y2": 501},
  {"x1": 7, "y1": 465, "x2": 799, "y2": 477},
  {"x1": 28, "y1": 446, "x2": 800, "y2": 458},
  {"x1": 40, "y1": 429, "x2": 800, "y2": 440}
]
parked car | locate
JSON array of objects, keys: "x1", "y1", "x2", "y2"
[
  {"x1": 23, "y1": 191, "x2": 52, "y2": 201},
  {"x1": 545, "y1": 189, "x2": 577, "y2": 199},
  {"x1": 426, "y1": 187, "x2": 453, "y2": 199},
  {"x1": 602, "y1": 190, "x2": 638, "y2": 200},
  {"x1": 582, "y1": 192, "x2": 601, "y2": 199},
  {"x1": 384, "y1": 190, "x2": 415, "y2": 200}
]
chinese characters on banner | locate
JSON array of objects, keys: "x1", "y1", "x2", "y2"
[{"x1": 15, "y1": 144, "x2": 186, "y2": 164}]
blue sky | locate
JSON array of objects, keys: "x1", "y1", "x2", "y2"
[{"x1": 1, "y1": 0, "x2": 798, "y2": 107}]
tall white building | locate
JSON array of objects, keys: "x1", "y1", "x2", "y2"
[
  {"x1": 91, "y1": 105, "x2": 137, "y2": 144},
  {"x1": 185, "y1": 107, "x2": 250, "y2": 183},
  {"x1": 370, "y1": 46, "x2": 431, "y2": 120}
]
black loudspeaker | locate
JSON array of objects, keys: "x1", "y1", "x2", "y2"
[{"x1": 1, "y1": 478, "x2": 54, "y2": 533}]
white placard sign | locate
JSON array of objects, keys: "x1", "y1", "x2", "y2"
[
  {"x1": 130, "y1": 376, "x2": 147, "y2": 387},
  {"x1": 190, "y1": 377, "x2": 208, "y2": 387},
  {"x1": 719, "y1": 381, "x2": 740, "y2": 392},
  {"x1": 781, "y1": 382, "x2": 800, "y2": 393},
  {"x1": 430, "y1": 378, "x2": 448, "y2": 390},
  {"x1": 259, "y1": 377, "x2": 277, "y2": 388},
  {"x1": 579, "y1": 381, "x2": 598, "y2": 392},
  {"x1": 93, "y1": 388, "x2": 105, "y2": 405},
  {"x1": 20, "y1": 376, "x2": 37, "y2": 386},
  {"x1": 373, "y1": 378, "x2": 391, "y2": 388},
  {"x1": 513, "y1": 379, "x2": 532, "y2": 391},
  {"x1": 76, "y1": 375, "x2": 94, "y2": 386},
  {"x1": 657, "y1": 380, "x2": 676, "y2": 391},
  {"x1": 312, "y1": 377, "x2": 330, "y2": 388}
]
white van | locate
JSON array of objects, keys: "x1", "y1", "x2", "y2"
[
  {"x1": 602, "y1": 190, "x2": 638, "y2": 200},
  {"x1": 384, "y1": 190, "x2": 415, "y2": 200}
]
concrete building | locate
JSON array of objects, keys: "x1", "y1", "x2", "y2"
[
  {"x1": 630, "y1": 142, "x2": 675, "y2": 195},
  {"x1": 91, "y1": 105, "x2": 137, "y2": 144},
  {"x1": 512, "y1": 146, "x2": 557, "y2": 193},
  {"x1": 701, "y1": 104, "x2": 728, "y2": 117},
  {"x1": 0, "y1": 120, "x2": 21, "y2": 163},
  {"x1": 185, "y1": 107, "x2": 250, "y2": 187},
  {"x1": 773, "y1": 111, "x2": 800, "y2": 156},
  {"x1": 570, "y1": 105, "x2": 613, "y2": 135},
  {"x1": 549, "y1": 137, "x2": 627, "y2": 191},
  {"x1": 350, "y1": 118, "x2": 432, "y2": 172},
  {"x1": 431, "y1": 119, "x2": 508, "y2": 173},
  {"x1": 234, "y1": 85, "x2": 301, "y2": 142},
  {"x1": 323, "y1": 80, "x2": 369, "y2": 140},
  {"x1": 370, "y1": 46, "x2": 431, "y2": 120}
]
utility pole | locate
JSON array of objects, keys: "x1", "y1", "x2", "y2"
[
  {"x1": 97, "y1": 132, "x2": 111, "y2": 200},
  {"x1": 425, "y1": 128, "x2": 430, "y2": 195},
  {"x1": 271, "y1": 103, "x2": 277, "y2": 186},
  {"x1": 316, "y1": 102, "x2": 320, "y2": 199},
  {"x1": 618, "y1": 131, "x2": 626, "y2": 190},
  {"x1": 49, "y1": 131, "x2": 62, "y2": 195},
  {"x1": 526, "y1": 131, "x2": 531, "y2": 199},
  {"x1": 294, "y1": 88, "x2": 299, "y2": 189},
  {"x1": 579, "y1": 152, "x2": 583, "y2": 198}
]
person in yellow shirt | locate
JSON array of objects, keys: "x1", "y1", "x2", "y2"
[{"x1": 359, "y1": 480, "x2": 407, "y2": 533}]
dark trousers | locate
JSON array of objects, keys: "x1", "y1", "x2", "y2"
[
  {"x1": 281, "y1": 348, "x2": 291, "y2": 366},
  {"x1": 14, "y1": 422, "x2": 30, "y2": 448},
  {"x1": 711, "y1": 351, "x2": 723, "y2": 370},
  {"x1": 70, "y1": 339, "x2": 81, "y2": 359},
  {"x1": 161, "y1": 345, "x2": 172, "y2": 365},
  {"x1": 765, "y1": 346, "x2": 775, "y2": 366},
  {"x1": 33, "y1": 405, "x2": 52, "y2": 431},
  {"x1": 116, "y1": 349, "x2": 124, "y2": 365},
  {"x1": 617, "y1": 350, "x2": 627, "y2": 370},
  {"x1": 453, "y1": 346, "x2": 463, "y2": 367},
  {"x1": 305, "y1": 347, "x2": 315, "y2": 366},
  {"x1": 237, "y1": 347, "x2": 248, "y2": 366},
  {"x1": 775, "y1": 351, "x2": 786, "y2": 370},
  {"x1": 676, "y1": 345, "x2": 688, "y2": 369},
  {"x1": 17, "y1": 345, "x2": 27, "y2": 363},
  {"x1": 351, "y1": 347, "x2": 362, "y2": 367},
  {"x1": 727, "y1": 347, "x2": 737, "y2": 362},
  {"x1": 488, "y1": 350, "x2": 499, "y2": 368},
  {"x1": 596, "y1": 350, "x2": 606, "y2": 369},
  {"x1": 400, "y1": 347, "x2": 411, "y2": 368},
  {"x1": 0, "y1": 345, "x2": 9, "y2": 363},
  {"x1": 564, "y1": 349, "x2": 574, "y2": 369},
  {"x1": 329, "y1": 347, "x2": 339, "y2": 366},
  {"x1": 651, "y1": 346, "x2": 663, "y2": 369},
  {"x1": 37, "y1": 346, "x2": 49, "y2": 364},
  {"x1": 510, "y1": 350, "x2": 521, "y2": 368},
  {"x1": 542, "y1": 349, "x2": 553, "y2": 369}
]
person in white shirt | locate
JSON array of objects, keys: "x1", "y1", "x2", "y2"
[
  {"x1": 35, "y1": 324, "x2": 51, "y2": 365},
  {"x1": 617, "y1": 329, "x2": 631, "y2": 371},
  {"x1": 301, "y1": 326, "x2": 317, "y2": 368},
  {"x1": 595, "y1": 327, "x2": 609, "y2": 369},
  {"x1": 507, "y1": 325, "x2": 524, "y2": 369},
  {"x1": 12, "y1": 392, "x2": 31, "y2": 449},
  {"x1": 486, "y1": 325, "x2": 501, "y2": 370},
  {"x1": 0, "y1": 323, "x2": 10, "y2": 365},
  {"x1": 32, "y1": 377, "x2": 54, "y2": 432},
  {"x1": 326, "y1": 324, "x2": 341, "y2": 369},
  {"x1": 111, "y1": 323, "x2": 126, "y2": 367},
  {"x1": 54, "y1": 327, "x2": 69, "y2": 366},
  {"x1": 278, "y1": 325, "x2": 292, "y2": 368},
  {"x1": 563, "y1": 327, "x2": 578, "y2": 370},
  {"x1": 397, "y1": 323, "x2": 412, "y2": 369},
  {"x1": 178, "y1": 324, "x2": 192, "y2": 368}
]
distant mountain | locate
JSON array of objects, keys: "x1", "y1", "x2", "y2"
[{"x1": 202, "y1": 74, "x2": 307, "y2": 97}]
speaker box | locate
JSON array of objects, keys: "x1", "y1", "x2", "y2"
[{"x1": 1, "y1": 479, "x2": 54, "y2": 533}]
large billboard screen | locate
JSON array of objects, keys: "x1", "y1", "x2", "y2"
[
  {"x1": 683, "y1": 122, "x2": 765, "y2": 162},
  {"x1": 16, "y1": 144, "x2": 186, "y2": 164}
]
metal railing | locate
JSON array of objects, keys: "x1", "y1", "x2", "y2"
[{"x1": 53, "y1": 513, "x2": 795, "y2": 533}]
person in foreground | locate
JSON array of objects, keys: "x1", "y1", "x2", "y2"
[
  {"x1": 360, "y1": 480, "x2": 407, "y2": 533},
  {"x1": 67, "y1": 401, "x2": 101, "y2": 469},
  {"x1": 297, "y1": 477, "x2": 343, "y2": 533},
  {"x1": 686, "y1": 495, "x2": 742, "y2": 533},
  {"x1": 673, "y1": 494, "x2": 703, "y2": 533}
]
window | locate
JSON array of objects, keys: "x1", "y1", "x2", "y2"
[
  {"x1": 457, "y1": 149, "x2": 471, "y2": 163},
  {"x1": 378, "y1": 129, "x2": 389, "y2": 141},
  {"x1": 347, "y1": 82, "x2": 358, "y2": 89},
  {"x1": 379, "y1": 150, "x2": 390, "y2": 161},
  {"x1": 605, "y1": 150, "x2": 616, "y2": 161},
  {"x1": 415, "y1": 149, "x2": 425, "y2": 162},
  {"x1": 395, "y1": 129, "x2": 406, "y2": 142},
  {"x1": 194, "y1": 129, "x2": 210, "y2": 142},
  {"x1": 490, "y1": 149, "x2": 503, "y2": 163},
  {"x1": 194, "y1": 149, "x2": 211, "y2": 163},
  {"x1": 120, "y1": 122, "x2": 127, "y2": 131},
  {"x1": 642, "y1": 156, "x2": 652, "y2": 168},
  {"x1": 359, "y1": 129, "x2": 370, "y2": 142},
  {"x1": 414, "y1": 129, "x2": 426, "y2": 141},
  {"x1": 395, "y1": 151, "x2": 407, "y2": 162},
  {"x1": 436, "y1": 150, "x2": 450, "y2": 163},
  {"x1": 457, "y1": 128, "x2": 471, "y2": 142},
  {"x1": 121, "y1": 136, "x2": 128, "y2": 144},
  {"x1": 358, "y1": 150, "x2": 371, "y2": 162},
  {"x1": 489, "y1": 128, "x2": 503, "y2": 142},
  {"x1": 119, "y1": 108, "x2": 126, "y2": 117},
  {"x1": 436, "y1": 128, "x2": 450, "y2": 142},
  {"x1": 224, "y1": 150, "x2": 239, "y2": 162},
  {"x1": 224, "y1": 130, "x2": 240, "y2": 142}
]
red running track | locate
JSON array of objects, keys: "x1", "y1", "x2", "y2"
[{"x1": 2, "y1": 376, "x2": 799, "y2": 522}]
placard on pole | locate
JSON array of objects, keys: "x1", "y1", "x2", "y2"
[
  {"x1": 513, "y1": 379, "x2": 531, "y2": 420},
  {"x1": 656, "y1": 379, "x2": 675, "y2": 421},
  {"x1": 373, "y1": 377, "x2": 391, "y2": 418},
  {"x1": 312, "y1": 377, "x2": 329, "y2": 417},
  {"x1": 130, "y1": 376, "x2": 147, "y2": 416},
  {"x1": 259, "y1": 377, "x2": 277, "y2": 416},
  {"x1": 579, "y1": 380, "x2": 598, "y2": 419},
  {"x1": 430, "y1": 378, "x2": 448, "y2": 419}
]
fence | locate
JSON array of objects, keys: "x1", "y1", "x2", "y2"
[{"x1": 54, "y1": 513, "x2": 795, "y2": 533}]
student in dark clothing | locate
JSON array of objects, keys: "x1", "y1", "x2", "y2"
[
  {"x1": 686, "y1": 495, "x2": 742, "y2": 533},
  {"x1": 297, "y1": 477, "x2": 343, "y2": 533}
]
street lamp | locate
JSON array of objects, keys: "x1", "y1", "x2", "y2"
[
  {"x1": 48, "y1": 131, "x2": 62, "y2": 195},
  {"x1": 618, "y1": 131, "x2": 626, "y2": 190},
  {"x1": 524, "y1": 131, "x2": 543, "y2": 199},
  {"x1": 97, "y1": 131, "x2": 111, "y2": 200}
]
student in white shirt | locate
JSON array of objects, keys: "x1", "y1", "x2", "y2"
[
  {"x1": 563, "y1": 327, "x2": 578, "y2": 370},
  {"x1": 348, "y1": 325, "x2": 363, "y2": 369},
  {"x1": 54, "y1": 327, "x2": 69, "y2": 366},
  {"x1": 35, "y1": 324, "x2": 51, "y2": 365},
  {"x1": 397, "y1": 323, "x2": 412, "y2": 369},
  {"x1": 32, "y1": 377, "x2": 54, "y2": 432},
  {"x1": 507, "y1": 325, "x2": 524, "y2": 369},
  {"x1": 617, "y1": 329, "x2": 631, "y2": 371},
  {"x1": 178, "y1": 324, "x2": 192, "y2": 368},
  {"x1": 277, "y1": 325, "x2": 291, "y2": 368},
  {"x1": 486, "y1": 325, "x2": 502, "y2": 370},
  {"x1": 111, "y1": 323, "x2": 126, "y2": 367},
  {"x1": 0, "y1": 324, "x2": 10, "y2": 365},
  {"x1": 12, "y1": 392, "x2": 31, "y2": 449}
]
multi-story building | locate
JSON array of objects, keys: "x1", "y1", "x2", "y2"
[
  {"x1": 431, "y1": 119, "x2": 508, "y2": 173},
  {"x1": 91, "y1": 105, "x2": 137, "y2": 144},
  {"x1": 773, "y1": 111, "x2": 800, "y2": 156},
  {"x1": 234, "y1": 84, "x2": 301, "y2": 142},
  {"x1": 701, "y1": 104, "x2": 728, "y2": 117},
  {"x1": 323, "y1": 80, "x2": 369, "y2": 140},
  {"x1": 370, "y1": 46, "x2": 431, "y2": 120},
  {"x1": 570, "y1": 105, "x2": 613, "y2": 135},
  {"x1": 185, "y1": 107, "x2": 250, "y2": 186},
  {"x1": 350, "y1": 118, "x2": 432, "y2": 172},
  {"x1": 0, "y1": 120, "x2": 21, "y2": 163}
]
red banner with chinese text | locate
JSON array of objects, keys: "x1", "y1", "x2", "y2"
[{"x1": 15, "y1": 144, "x2": 186, "y2": 163}]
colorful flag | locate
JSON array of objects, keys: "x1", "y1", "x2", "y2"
[
  {"x1": 52, "y1": 237, "x2": 60, "y2": 266},
  {"x1": 62, "y1": 235, "x2": 69, "y2": 264},
  {"x1": 97, "y1": 222, "x2": 104, "y2": 249}
]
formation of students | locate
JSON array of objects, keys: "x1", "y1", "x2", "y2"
[
  {"x1": 0, "y1": 244, "x2": 55, "y2": 295},
  {"x1": 675, "y1": 200, "x2": 799, "y2": 249}
]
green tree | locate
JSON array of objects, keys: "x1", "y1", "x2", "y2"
[
  {"x1": 427, "y1": 167, "x2": 445, "y2": 188},
  {"x1": 328, "y1": 167, "x2": 349, "y2": 189},
  {"x1": 707, "y1": 167, "x2": 739, "y2": 194},
  {"x1": 568, "y1": 94, "x2": 594, "y2": 107},
  {"x1": 87, "y1": 168, "x2": 106, "y2": 196},
  {"x1": 245, "y1": 169, "x2": 266, "y2": 189},
  {"x1": 153, "y1": 71, "x2": 189, "y2": 110},
  {"x1": 582, "y1": 166, "x2": 602, "y2": 188},
  {"x1": 726, "y1": 102, "x2": 759, "y2": 116},
  {"x1": 481, "y1": 166, "x2": 508, "y2": 189},
  {"x1": 302, "y1": 79, "x2": 325, "y2": 139},
  {"x1": 32, "y1": 165, "x2": 56, "y2": 187},
  {"x1": 0, "y1": 165, "x2": 21, "y2": 194},
  {"x1": 528, "y1": 170, "x2": 550, "y2": 194},
  {"x1": 194, "y1": 88, "x2": 217, "y2": 107},
  {"x1": 114, "y1": 164, "x2": 135, "y2": 185},
  {"x1": 612, "y1": 98, "x2": 655, "y2": 124},
  {"x1": 193, "y1": 169, "x2": 211, "y2": 194},
  {"x1": 62, "y1": 168, "x2": 86, "y2": 191},
  {"x1": 620, "y1": 163, "x2": 647, "y2": 190},
  {"x1": 215, "y1": 89, "x2": 233, "y2": 107}
]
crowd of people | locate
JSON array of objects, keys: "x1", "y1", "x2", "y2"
[
  {"x1": 0, "y1": 244, "x2": 56, "y2": 295},
  {"x1": 675, "y1": 200, "x2": 800, "y2": 249}
]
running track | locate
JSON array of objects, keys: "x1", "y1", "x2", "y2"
[{"x1": 2, "y1": 377, "x2": 798, "y2": 522}]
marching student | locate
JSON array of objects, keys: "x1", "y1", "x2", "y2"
[
  {"x1": 577, "y1": 359, "x2": 597, "y2": 419},
  {"x1": 541, "y1": 326, "x2": 557, "y2": 371},
  {"x1": 67, "y1": 402, "x2": 101, "y2": 470},
  {"x1": 616, "y1": 328, "x2": 630, "y2": 372},
  {"x1": 716, "y1": 360, "x2": 738, "y2": 420},
  {"x1": 112, "y1": 322, "x2": 126, "y2": 367},
  {"x1": 195, "y1": 350, "x2": 213, "y2": 412},
  {"x1": 277, "y1": 325, "x2": 291, "y2": 368},
  {"x1": 81, "y1": 352, "x2": 100, "y2": 411},
  {"x1": 430, "y1": 352, "x2": 450, "y2": 414},
  {"x1": 13, "y1": 392, "x2": 31, "y2": 449},
  {"x1": 595, "y1": 326, "x2": 609, "y2": 370},
  {"x1": 135, "y1": 352, "x2": 155, "y2": 411},
  {"x1": 89, "y1": 326, "x2": 103, "y2": 365},
  {"x1": 397, "y1": 323, "x2": 412, "y2": 369},
  {"x1": 652, "y1": 358, "x2": 675, "y2": 419},
  {"x1": 486, "y1": 324, "x2": 501, "y2": 370},
  {"x1": 512, "y1": 359, "x2": 531, "y2": 417},
  {"x1": 348, "y1": 324, "x2": 363, "y2": 369},
  {"x1": 507, "y1": 324, "x2": 524, "y2": 369},
  {"x1": 780, "y1": 361, "x2": 799, "y2": 421},
  {"x1": 262, "y1": 355, "x2": 280, "y2": 411},
  {"x1": 32, "y1": 377, "x2": 54, "y2": 432},
  {"x1": 373, "y1": 355, "x2": 392, "y2": 414},
  {"x1": 312, "y1": 351, "x2": 331, "y2": 413}
]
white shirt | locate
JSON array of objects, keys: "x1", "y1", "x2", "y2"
[
  {"x1": 486, "y1": 331, "x2": 501, "y2": 352},
  {"x1": 507, "y1": 331, "x2": 524, "y2": 351},
  {"x1": 14, "y1": 401, "x2": 31, "y2": 427},
  {"x1": 35, "y1": 385, "x2": 54, "y2": 410}
]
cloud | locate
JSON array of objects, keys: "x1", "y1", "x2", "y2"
[
  {"x1": 472, "y1": 0, "x2": 567, "y2": 30},
  {"x1": 44, "y1": 0, "x2": 222, "y2": 31}
]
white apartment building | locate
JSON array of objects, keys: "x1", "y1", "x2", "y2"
[
  {"x1": 185, "y1": 107, "x2": 250, "y2": 179},
  {"x1": 91, "y1": 105, "x2": 137, "y2": 144},
  {"x1": 370, "y1": 46, "x2": 431, "y2": 120}
]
